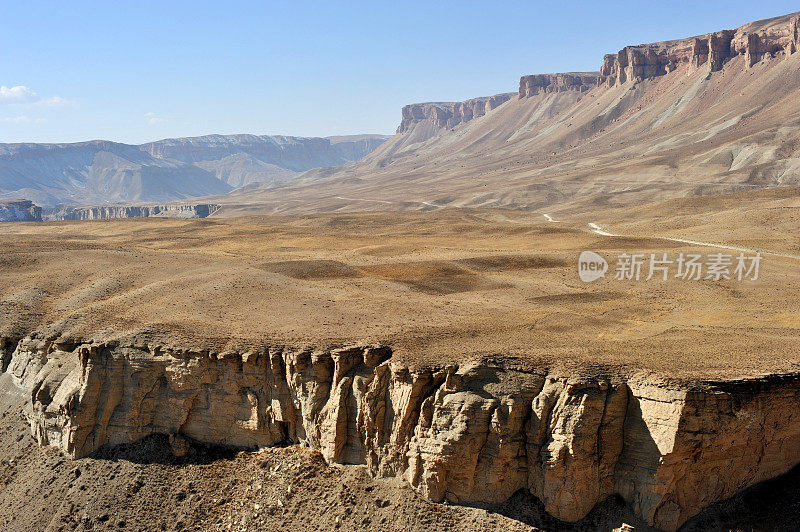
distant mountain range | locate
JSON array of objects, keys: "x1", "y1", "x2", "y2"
[{"x1": 0, "y1": 134, "x2": 388, "y2": 206}]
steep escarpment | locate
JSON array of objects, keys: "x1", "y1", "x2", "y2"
[
  {"x1": 517, "y1": 73, "x2": 598, "y2": 98},
  {"x1": 5, "y1": 335, "x2": 800, "y2": 531},
  {"x1": 395, "y1": 71, "x2": 602, "y2": 139},
  {"x1": 397, "y1": 94, "x2": 516, "y2": 135},
  {"x1": 43, "y1": 202, "x2": 221, "y2": 221},
  {"x1": 233, "y1": 10, "x2": 800, "y2": 216},
  {"x1": 600, "y1": 12, "x2": 800, "y2": 85},
  {"x1": 0, "y1": 199, "x2": 42, "y2": 222},
  {"x1": 368, "y1": 11, "x2": 800, "y2": 176}
]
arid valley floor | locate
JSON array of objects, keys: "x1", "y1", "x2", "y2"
[{"x1": 2, "y1": 197, "x2": 800, "y2": 378}]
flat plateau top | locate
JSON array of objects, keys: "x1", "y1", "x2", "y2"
[{"x1": 2, "y1": 195, "x2": 799, "y2": 381}]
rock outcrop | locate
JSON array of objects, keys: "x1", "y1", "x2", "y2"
[
  {"x1": 397, "y1": 94, "x2": 515, "y2": 134},
  {"x1": 5, "y1": 335, "x2": 800, "y2": 531},
  {"x1": 44, "y1": 203, "x2": 221, "y2": 221},
  {"x1": 517, "y1": 73, "x2": 599, "y2": 98},
  {"x1": 0, "y1": 199, "x2": 42, "y2": 222},
  {"x1": 600, "y1": 12, "x2": 800, "y2": 85}
]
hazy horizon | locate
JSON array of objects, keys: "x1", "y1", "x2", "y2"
[{"x1": 1, "y1": 0, "x2": 798, "y2": 144}]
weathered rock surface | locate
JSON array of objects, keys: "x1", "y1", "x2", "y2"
[
  {"x1": 0, "y1": 199, "x2": 42, "y2": 222},
  {"x1": 44, "y1": 203, "x2": 221, "y2": 221},
  {"x1": 511, "y1": 12, "x2": 800, "y2": 97},
  {"x1": 600, "y1": 12, "x2": 800, "y2": 85},
  {"x1": 5, "y1": 335, "x2": 800, "y2": 531},
  {"x1": 518, "y1": 73, "x2": 599, "y2": 98},
  {"x1": 397, "y1": 94, "x2": 515, "y2": 134}
]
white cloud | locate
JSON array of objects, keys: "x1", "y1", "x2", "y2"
[
  {"x1": 0, "y1": 116, "x2": 47, "y2": 124},
  {"x1": 0, "y1": 85, "x2": 40, "y2": 104},
  {"x1": 0, "y1": 85, "x2": 72, "y2": 107},
  {"x1": 145, "y1": 112, "x2": 166, "y2": 124}
]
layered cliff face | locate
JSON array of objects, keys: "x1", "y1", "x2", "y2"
[
  {"x1": 517, "y1": 73, "x2": 599, "y2": 98},
  {"x1": 600, "y1": 13, "x2": 800, "y2": 86},
  {"x1": 390, "y1": 11, "x2": 800, "y2": 159},
  {"x1": 396, "y1": 94, "x2": 515, "y2": 135},
  {"x1": 5, "y1": 336, "x2": 800, "y2": 532},
  {"x1": 43, "y1": 203, "x2": 221, "y2": 221},
  {"x1": 0, "y1": 199, "x2": 42, "y2": 222}
]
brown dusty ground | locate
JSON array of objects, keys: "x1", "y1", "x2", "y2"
[{"x1": 2, "y1": 195, "x2": 799, "y2": 381}]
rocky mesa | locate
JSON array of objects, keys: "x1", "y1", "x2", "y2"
[
  {"x1": 0, "y1": 199, "x2": 42, "y2": 222},
  {"x1": 599, "y1": 12, "x2": 800, "y2": 85},
  {"x1": 44, "y1": 203, "x2": 221, "y2": 221},
  {"x1": 518, "y1": 73, "x2": 599, "y2": 98},
  {"x1": 397, "y1": 94, "x2": 516, "y2": 135}
]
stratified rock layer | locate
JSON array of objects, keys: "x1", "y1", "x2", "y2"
[
  {"x1": 45, "y1": 203, "x2": 221, "y2": 221},
  {"x1": 599, "y1": 13, "x2": 800, "y2": 85},
  {"x1": 0, "y1": 199, "x2": 42, "y2": 222},
  {"x1": 517, "y1": 73, "x2": 599, "y2": 98},
  {"x1": 5, "y1": 336, "x2": 800, "y2": 531},
  {"x1": 397, "y1": 94, "x2": 515, "y2": 134}
]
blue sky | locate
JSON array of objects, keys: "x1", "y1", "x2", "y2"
[{"x1": 1, "y1": 0, "x2": 797, "y2": 144}]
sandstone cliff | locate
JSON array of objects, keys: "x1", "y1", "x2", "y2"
[
  {"x1": 44, "y1": 203, "x2": 221, "y2": 221},
  {"x1": 600, "y1": 12, "x2": 800, "y2": 85},
  {"x1": 0, "y1": 199, "x2": 42, "y2": 222},
  {"x1": 4, "y1": 335, "x2": 800, "y2": 531},
  {"x1": 239, "y1": 10, "x2": 800, "y2": 216},
  {"x1": 517, "y1": 73, "x2": 599, "y2": 98},
  {"x1": 396, "y1": 94, "x2": 515, "y2": 134}
]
